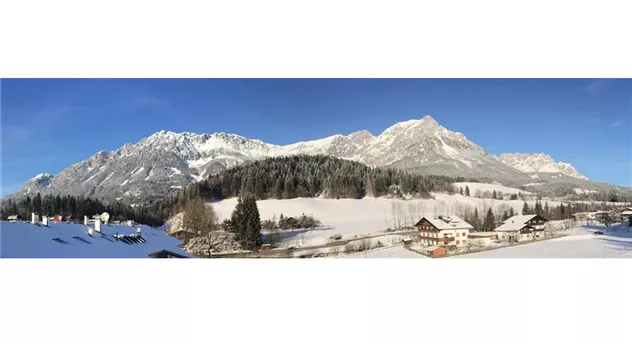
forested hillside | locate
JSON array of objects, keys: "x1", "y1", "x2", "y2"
[{"x1": 172, "y1": 155, "x2": 476, "y2": 205}]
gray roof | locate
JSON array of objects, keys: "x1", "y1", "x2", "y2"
[
  {"x1": 494, "y1": 215, "x2": 537, "y2": 232},
  {"x1": 420, "y1": 215, "x2": 474, "y2": 231}
]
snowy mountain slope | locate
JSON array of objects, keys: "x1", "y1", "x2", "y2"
[
  {"x1": 498, "y1": 153, "x2": 588, "y2": 180},
  {"x1": 9, "y1": 114, "x2": 620, "y2": 203}
]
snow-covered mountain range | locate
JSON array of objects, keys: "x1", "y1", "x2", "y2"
[
  {"x1": 10, "y1": 115, "x2": 604, "y2": 202},
  {"x1": 498, "y1": 153, "x2": 588, "y2": 180}
]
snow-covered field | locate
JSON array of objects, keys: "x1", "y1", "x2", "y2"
[
  {"x1": 208, "y1": 195, "x2": 571, "y2": 248},
  {"x1": 342, "y1": 245, "x2": 427, "y2": 258},
  {"x1": 453, "y1": 182, "x2": 533, "y2": 196},
  {"x1": 454, "y1": 223, "x2": 632, "y2": 258}
]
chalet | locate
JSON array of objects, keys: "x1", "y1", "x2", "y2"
[
  {"x1": 595, "y1": 210, "x2": 611, "y2": 221},
  {"x1": 572, "y1": 212, "x2": 588, "y2": 222},
  {"x1": 415, "y1": 215, "x2": 473, "y2": 249},
  {"x1": 467, "y1": 232, "x2": 498, "y2": 246},
  {"x1": 618, "y1": 207, "x2": 632, "y2": 222},
  {"x1": 169, "y1": 229, "x2": 197, "y2": 242},
  {"x1": 494, "y1": 214, "x2": 548, "y2": 242},
  {"x1": 7, "y1": 215, "x2": 22, "y2": 222}
]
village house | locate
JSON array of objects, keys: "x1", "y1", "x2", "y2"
[
  {"x1": 618, "y1": 207, "x2": 632, "y2": 223},
  {"x1": 595, "y1": 210, "x2": 611, "y2": 222},
  {"x1": 494, "y1": 214, "x2": 549, "y2": 242},
  {"x1": 169, "y1": 229, "x2": 197, "y2": 242},
  {"x1": 467, "y1": 232, "x2": 499, "y2": 247},
  {"x1": 572, "y1": 212, "x2": 588, "y2": 222},
  {"x1": 414, "y1": 215, "x2": 473, "y2": 249},
  {"x1": 7, "y1": 215, "x2": 22, "y2": 222}
]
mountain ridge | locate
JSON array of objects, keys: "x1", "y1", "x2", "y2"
[{"x1": 9, "y1": 114, "x2": 618, "y2": 202}]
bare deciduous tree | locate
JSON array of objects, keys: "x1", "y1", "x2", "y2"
[
  {"x1": 408, "y1": 203, "x2": 416, "y2": 227},
  {"x1": 544, "y1": 221, "x2": 556, "y2": 238},
  {"x1": 182, "y1": 198, "x2": 220, "y2": 256},
  {"x1": 563, "y1": 219, "x2": 576, "y2": 231}
]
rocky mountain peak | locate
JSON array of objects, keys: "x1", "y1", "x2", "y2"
[{"x1": 498, "y1": 153, "x2": 588, "y2": 180}]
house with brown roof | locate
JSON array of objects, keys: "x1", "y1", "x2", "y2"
[{"x1": 415, "y1": 215, "x2": 474, "y2": 249}]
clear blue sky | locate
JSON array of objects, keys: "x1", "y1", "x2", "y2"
[{"x1": 1, "y1": 78, "x2": 631, "y2": 195}]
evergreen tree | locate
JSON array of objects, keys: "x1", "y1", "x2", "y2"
[
  {"x1": 472, "y1": 207, "x2": 480, "y2": 230},
  {"x1": 544, "y1": 202, "x2": 550, "y2": 219},
  {"x1": 33, "y1": 193, "x2": 42, "y2": 214},
  {"x1": 465, "y1": 186, "x2": 470, "y2": 197},
  {"x1": 459, "y1": 187, "x2": 463, "y2": 195},
  {"x1": 522, "y1": 201, "x2": 530, "y2": 215},
  {"x1": 483, "y1": 207, "x2": 495, "y2": 231},
  {"x1": 534, "y1": 201, "x2": 542, "y2": 215},
  {"x1": 502, "y1": 211, "x2": 509, "y2": 221},
  {"x1": 229, "y1": 196, "x2": 262, "y2": 250},
  {"x1": 509, "y1": 207, "x2": 515, "y2": 218},
  {"x1": 492, "y1": 190, "x2": 497, "y2": 200}
]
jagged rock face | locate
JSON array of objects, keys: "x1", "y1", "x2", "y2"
[
  {"x1": 10, "y1": 115, "x2": 598, "y2": 202},
  {"x1": 498, "y1": 153, "x2": 588, "y2": 180}
]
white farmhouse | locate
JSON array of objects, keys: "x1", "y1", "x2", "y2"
[
  {"x1": 494, "y1": 214, "x2": 549, "y2": 242},
  {"x1": 415, "y1": 215, "x2": 473, "y2": 248}
]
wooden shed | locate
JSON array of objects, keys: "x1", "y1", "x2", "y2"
[{"x1": 424, "y1": 246, "x2": 447, "y2": 258}]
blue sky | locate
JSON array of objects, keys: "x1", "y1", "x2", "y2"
[{"x1": 1, "y1": 78, "x2": 631, "y2": 195}]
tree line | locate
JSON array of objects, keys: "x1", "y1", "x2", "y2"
[
  {"x1": 0, "y1": 193, "x2": 170, "y2": 227},
  {"x1": 174, "y1": 155, "x2": 478, "y2": 205},
  {"x1": 460, "y1": 200, "x2": 625, "y2": 232}
]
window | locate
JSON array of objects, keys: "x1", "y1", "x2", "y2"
[{"x1": 457, "y1": 240, "x2": 461, "y2": 245}]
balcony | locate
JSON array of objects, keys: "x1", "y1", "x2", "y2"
[{"x1": 422, "y1": 236, "x2": 455, "y2": 243}]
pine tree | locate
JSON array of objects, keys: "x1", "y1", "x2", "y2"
[
  {"x1": 544, "y1": 202, "x2": 550, "y2": 219},
  {"x1": 492, "y1": 190, "x2": 497, "y2": 200},
  {"x1": 509, "y1": 207, "x2": 515, "y2": 218},
  {"x1": 522, "y1": 201, "x2": 530, "y2": 215},
  {"x1": 483, "y1": 207, "x2": 495, "y2": 231},
  {"x1": 534, "y1": 201, "x2": 542, "y2": 215},
  {"x1": 465, "y1": 186, "x2": 470, "y2": 197},
  {"x1": 502, "y1": 211, "x2": 509, "y2": 221},
  {"x1": 33, "y1": 193, "x2": 42, "y2": 214},
  {"x1": 243, "y1": 197, "x2": 262, "y2": 250},
  {"x1": 472, "y1": 207, "x2": 480, "y2": 230},
  {"x1": 459, "y1": 187, "x2": 463, "y2": 195},
  {"x1": 230, "y1": 196, "x2": 262, "y2": 250}
]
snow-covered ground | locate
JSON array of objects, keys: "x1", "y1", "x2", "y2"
[
  {"x1": 209, "y1": 195, "x2": 571, "y2": 248},
  {"x1": 453, "y1": 182, "x2": 533, "y2": 196},
  {"x1": 454, "y1": 223, "x2": 632, "y2": 258},
  {"x1": 342, "y1": 245, "x2": 427, "y2": 258}
]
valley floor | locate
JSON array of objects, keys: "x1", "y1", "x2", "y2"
[
  {"x1": 454, "y1": 223, "x2": 632, "y2": 258},
  {"x1": 209, "y1": 195, "x2": 573, "y2": 248},
  {"x1": 201, "y1": 196, "x2": 632, "y2": 258}
]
